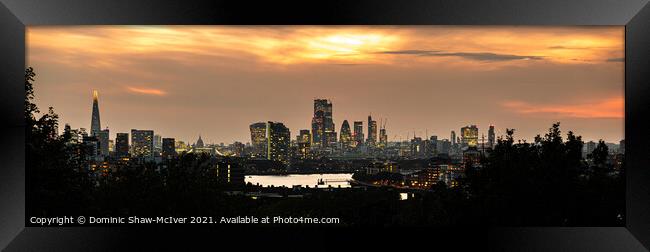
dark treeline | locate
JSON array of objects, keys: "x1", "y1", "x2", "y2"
[
  {"x1": 463, "y1": 127, "x2": 624, "y2": 226},
  {"x1": 26, "y1": 67, "x2": 624, "y2": 226}
]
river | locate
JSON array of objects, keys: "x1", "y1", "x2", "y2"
[{"x1": 245, "y1": 173, "x2": 353, "y2": 188}]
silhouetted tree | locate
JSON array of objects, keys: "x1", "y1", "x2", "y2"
[
  {"x1": 592, "y1": 140, "x2": 609, "y2": 166},
  {"x1": 26, "y1": 67, "x2": 93, "y2": 217}
]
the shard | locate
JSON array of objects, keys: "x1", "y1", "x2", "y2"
[{"x1": 90, "y1": 90, "x2": 101, "y2": 136}]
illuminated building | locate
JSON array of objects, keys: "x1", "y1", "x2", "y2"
[
  {"x1": 311, "y1": 99, "x2": 336, "y2": 147},
  {"x1": 162, "y1": 137, "x2": 176, "y2": 159},
  {"x1": 115, "y1": 133, "x2": 129, "y2": 158},
  {"x1": 410, "y1": 137, "x2": 426, "y2": 157},
  {"x1": 189, "y1": 147, "x2": 215, "y2": 155},
  {"x1": 450, "y1": 130, "x2": 456, "y2": 146},
  {"x1": 190, "y1": 135, "x2": 214, "y2": 155},
  {"x1": 108, "y1": 139, "x2": 114, "y2": 153},
  {"x1": 311, "y1": 112, "x2": 324, "y2": 146},
  {"x1": 379, "y1": 129, "x2": 388, "y2": 148},
  {"x1": 131, "y1": 129, "x2": 154, "y2": 159},
  {"x1": 437, "y1": 139, "x2": 451, "y2": 155},
  {"x1": 267, "y1": 121, "x2": 290, "y2": 163},
  {"x1": 379, "y1": 119, "x2": 388, "y2": 148},
  {"x1": 438, "y1": 164, "x2": 462, "y2": 187},
  {"x1": 367, "y1": 115, "x2": 377, "y2": 146},
  {"x1": 353, "y1": 121, "x2": 364, "y2": 147},
  {"x1": 488, "y1": 125, "x2": 495, "y2": 149},
  {"x1": 249, "y1": 122, "x2": 268, "y2": 157},
  {"x1": 429, "y1": 135, "x2": 438, "y2": 155},
  {"x1": 82, "y1": 135, "x2": 100, "y2": 160},
  {"x1": 407, "y1": 168, "x2": 440, "y2": 189},
  {"x1": 325, "y1": 131, "x2": 338, "y2": 147},
  {"x1": 339, "y1": 120, "x2": 352, "y2": 149},
  {"x1": 215, "y1": 158, "x2": 245, "y2": 184},
  {"x1": 461, "y1": 125, "x2": 479, "y2": 148},
  {"x1": 384, "y1": 161, "x2": 398, "y2": 173},
  {"x1": 154, "y1": 134, "x2": 162, "y2": 154},
  {"x1": 297, "y1": 129, "x2": 311, "y2": 159},
  {"x1": 90, "y1": 90, "x2": 101, "y2": 136},
  {"x1": 97, "y1": 128, "x2": 109, "y2": 157},
  {"x1": 89, "y1": 160, "x2": 110, "y2": 175},
  {"x1": 175, "y1": 140, "x2": 190, "y2": 154},
  {"x1": 366, "y1": 160, "x2": 399, "y2": 174},
  {"x1": 463, "y1": 147, "x2": 481, "y2": 168}
]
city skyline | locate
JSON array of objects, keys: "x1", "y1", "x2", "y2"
[{"x1": 28, "y1": 26, "x2": 624, "y2": 144}]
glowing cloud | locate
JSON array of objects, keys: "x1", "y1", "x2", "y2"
[
  {"x1": 27, "y1": 26, "x2": 624, "y2": 68},
  {"x1": 502, "y1": 97, "x2": 623, "y2": 119},
  {"x1": 127, "y1": 87, "x2": 167, "y2": 96}
]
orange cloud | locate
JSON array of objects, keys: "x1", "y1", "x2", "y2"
[
  {"x1": 127, "y1": 87, "x2": 167, "y2": 96},
  {"x1": 27, "y1": 26, "x2": 624, "y2": 68},
  {"x1": 502, "y1": 97, "x2": 623, "y2": 119}
]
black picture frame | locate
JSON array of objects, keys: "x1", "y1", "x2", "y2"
[{"x1": 1, "y1": 0, "x2": 648, "y2": 250}]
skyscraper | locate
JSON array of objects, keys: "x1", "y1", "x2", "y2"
[
  {"x1": 162, "y1": 138, "x2": 176, "y2": 159},
  {"x1": 250, "y1": 122, "x2": 268, "y2": 157},
  {"x1": 451, "y1": 130, "x2": 456, "y2": 146},
  {"x1": 82, "y1": 135, "x2": 99, "y2": 160},
  {"x1": 339, "y1": 120, "x2": 352, "y2": 149},
  {"x1": 353, "y1": 121, "x2": 364, "y2": 147},
  {"x1": 367, "y1": 115, "x2": 377, "y2": 146},
  {"x1": 379, "y1": 128, "x2": 388, "y2": 148},
  {"x1": 311, "y1": 111, "x2": 325, "y2": 146},
  {"x1": 154, "y1": 134, "x2": 162, "y2": 154},
  {"x1": 410, "y1": 136, "x2": 425, "y2": 157},
  {"x1": 325, "y1": 132, "x2": 337, "y2": 147},
  {"x1": 488, "y1": 125, "x2": 495, "y2": 148},
  {"x1": 131, "y1": 129, "x2": 154, "y2": 159},
  {"x1": 267, "y1": 121, "x2": 290, "y2": 163},
  {"x1": 97, "y1": 128, "x2": 109, "y2": 157},
  {"x1": 108, "y1": 139, "x2": 114, "y2": 153},
  {"x1": 461, "y1": 125, "x2": 479, "y2": 148},
  {"x1": 379, "y1": 119, "x2": 388, "y2": 148},
  {"x1": 429, "y1": 135, "x2": 438, "y2": 155},
  {"x1": 438, "y1": 139, "x2": 451, "y2": 155},
  {"x1": 115, "y1": 133, "x2": 129, "y2": 158},
  {"x1": 90, "y1": 90, "x2": 101, "y2": 136},
  {"x1": 311, "y1": 99, "x2": 336, "y2": 147},
  {"x1": 297, "y1": 129, "x2": 311, "y2": 159}
]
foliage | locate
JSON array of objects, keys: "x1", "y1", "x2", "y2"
[
  {"x1": 26, "y1": 67, "x2": 93, "y2": 217},
  {"x1": 464, "y1": 123, "x2": 624, "y2": 226}
]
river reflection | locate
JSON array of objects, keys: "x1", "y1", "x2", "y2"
[{"x1": 245, "y1": 173, "x2": 353, "y2": 188}]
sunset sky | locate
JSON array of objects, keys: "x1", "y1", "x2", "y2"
[{"x1": 27, "y1": 26, "x2": 624, "y2": 144}]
